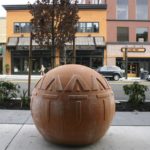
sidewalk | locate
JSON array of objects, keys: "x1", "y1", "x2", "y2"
[
  {"x1": 0, "y1": 110, "x2": 150, "y2": 150},
  {"x1": 0, "y1": 75, "x2": 42, "y2": 80},
  {"x1": 0, "y1": 74, "x2": 148, "y2": 82}
]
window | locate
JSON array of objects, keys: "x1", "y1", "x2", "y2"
[
  {"x1": 77, "y1": 22, "x2": 99, "y2": 33},
  {"x1": 136, "y1": 28, "x2": 148, "y2": 42},
  {"x1": 117, "y1": 0, "x2": 128, "y2": 19},
  {"x1": 14, "y1": 22, "x2": 31, "y2": 33},
  {"x1": 136, "y1": 0, "x2": 148, "y2": 20},
  {"x1": 117, "y1": 27, "x2": 129, "y2": 42}
]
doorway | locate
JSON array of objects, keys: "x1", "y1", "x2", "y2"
[{"x1": 128, "y1": 63, "x2": 139, "y2": 77}]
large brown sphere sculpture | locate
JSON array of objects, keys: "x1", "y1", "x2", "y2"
[{"x1": 31, "y1": 64, "x2": 115, "y2": 145}]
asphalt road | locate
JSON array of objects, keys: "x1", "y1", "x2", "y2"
[{"x1": 10, "y1": 79, "x2": 150, "y2": 101}]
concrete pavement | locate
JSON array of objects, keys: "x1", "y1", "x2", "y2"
[{"x1": 0, "y1": 110, "x2": 150, "y2": 150}]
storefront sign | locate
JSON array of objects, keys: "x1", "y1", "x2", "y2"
[{"x1": 121, "y1": 48, "x2": 146, "y2": 53}]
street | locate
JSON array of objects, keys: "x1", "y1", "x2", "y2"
[{"x1": 9, "y1": 79, "x2": 150, "y2": 101}]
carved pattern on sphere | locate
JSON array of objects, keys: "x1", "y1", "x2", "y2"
[{"x1": 31, "y1": 64, "x2": 115, "y2": 145}]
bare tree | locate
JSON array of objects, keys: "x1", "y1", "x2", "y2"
[{"x1": 29, "y1": 0, "x2": 79, "y2": 68}]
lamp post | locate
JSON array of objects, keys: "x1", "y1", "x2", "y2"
[{"x1": 28, "y1": 32, "x2": 32, "y2": 98}]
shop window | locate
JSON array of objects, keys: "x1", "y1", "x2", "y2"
[
  {"x1": 136, "y1": 28, "x2": 148, "y2": 42},
  {"x1": 117, "y1": 27, "x2": 129, "y2": 42},
  {"x1": 116, "y1": 0, "x2": 128, "y2": 19},
  {"x1": 77, "y1": 22, "x2": 99, "y2": 33},
  {"x1": 14, "y1": 22, "x2": 31, "y2": 33},
  {"x1": 13, "y1": 58, "x2": 21, "y2": 73},
  {"x1": 136, "y1": 0, "x2": 148, "y2": 20}
]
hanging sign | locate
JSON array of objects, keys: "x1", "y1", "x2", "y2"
[{"x1": 121, "y1": 48, "x2": 146, "y2": 52}]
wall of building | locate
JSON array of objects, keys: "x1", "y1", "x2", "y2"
[
  {"x1": 77, "y1": 9, "x2": 106, "y2": 39},
  {"x1": 7, "y1": 10, "x2": 32, "y2": 38},
  {"x1": 0, "y1": 17, "x2": 6, "y2": 74},
  {"x1": 107, "y1": 21, "x2": 150, "y2": 42},
  {"x1": 106, "y1": 0, "x2": 150, "y2": 76},
  {"x1": 0, "y1": 18, "x2": 6, "y2": 43},
  {"x1": 5, "y1": 6, "x2": 107, "y2": 73},
  {"x1": 107, "y1": 0, "x2": 150, "y2": 42}
]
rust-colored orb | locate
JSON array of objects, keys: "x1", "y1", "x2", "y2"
[{"x1": 31, "y1": 64, "x2": 115, "y2": 145}]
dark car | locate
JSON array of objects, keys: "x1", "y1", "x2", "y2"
[{"x1": 97, "y1": 66, "x2": 124, "y2": 81}]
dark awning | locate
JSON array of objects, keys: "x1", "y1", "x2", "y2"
[{"x1": 7, "y1": 37, "x2": 18, "y2": 47}]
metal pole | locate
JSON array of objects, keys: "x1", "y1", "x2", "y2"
[
  {"x1": 28, "y1": 32, "x2": 32, "y2": 98},
  {"x1": 125, "y1": 47, "x2": 128, "y2": 79},
  {"x1": 73, "y1": 37, "x2": 76, "y2": 64}
]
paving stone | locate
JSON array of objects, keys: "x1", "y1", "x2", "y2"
[
  {"x1": 6, "y1": 125, "x2": 150, "y2": 150},
  {"x1": 112, "y1": 112, "x2": 150, "y2": 126},
  {"x1": 0, "y1": 110, "x2": 30, "y2": 124},
  {"x1": 0, "y1": 124, "x2": 21, "y2": 150}
]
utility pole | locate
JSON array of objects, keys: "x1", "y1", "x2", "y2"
[
  {"x1": 28, "y1": 32, "x2": 32, "y2": 98},
  {"x1": 125, "y1": 47, "x2": 128, "y2": 79}
]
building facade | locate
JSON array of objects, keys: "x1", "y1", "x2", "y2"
[
  {"x1": 107, "y1": 0, "x2": 150, "y2": 77},
  {"x1": 0, "y1": 17, "x2": 6, "y2": 74},
  {"x1": 3, "y1": 2, "x2": 107, "y2": 74}
]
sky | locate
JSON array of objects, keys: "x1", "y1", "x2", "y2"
[{"x1": 0, "y1": 0, "x2": 35, "y2": 17}]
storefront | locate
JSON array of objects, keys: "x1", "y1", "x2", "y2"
[
  {"x1": 11, "y1": 50, "x2": 51, "y2": 74},
  {"x1": 107, "y1": 44, "x2": 150, "y2": 77},
  {"x1": 7, "y1": 36, "x2": 105, "y2": 74},
  {"x1": 116, "y1": 58, "x2": 150, "y2": 77},
  {"x1": 65, "y1": 36, "x2": 105, "y2": 69},
  {"x1": 66, "y1": 49, "x2": 104, "y2": 68}
]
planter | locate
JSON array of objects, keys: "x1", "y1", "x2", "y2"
[{"x1": 116, "y1": 101, "x2": 150, "y2": 111}]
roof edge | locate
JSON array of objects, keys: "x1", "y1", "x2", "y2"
[{"x1": 3, "y1": 4, "x2": 107, "y2": 10}]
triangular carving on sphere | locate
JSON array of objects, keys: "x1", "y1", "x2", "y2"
[
  {"x1": 91, "y1": 75, "x2": 99, "y2": 91},
  {"x1": 35, "y1": 75, "x2": 45, "y2": 89},
  {"x1": 41, "y1": 75, "x2": 63, "y2": 91},
  {"x1": 91, "y1": 76, "x2": 107, "y2": 91},
  {"x1": 64, "y1": 74, "x2": 90, "y2": 92}
]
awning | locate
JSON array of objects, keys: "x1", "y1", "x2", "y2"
[
  {"x1": 7, "y1": 36, "x2": 105, "y2": 50},
  {"x1": 65, "y1": 36, "x2": 105, "y2": 50},
  {"x1": 7, "y1": 37, "x2": 18, "y2": 47},
  {"x1": 94, "y1": 37, "x2": 105, "y2": 47},
  {"x1": 66, "y1": 37, "x2": 95, "y2": 46},
  {"x1": 18, "y1": 37, "x2": 38, "y2": 46}
]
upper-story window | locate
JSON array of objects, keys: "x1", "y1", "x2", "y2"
[
  {"x1": 136, "y1": 0, "x2": 148, "y2": 20},
  {"x1": 14, "y1": 22, "x2": 31, "y2": 33},
  {"x1": 116, "y1": 0, "x2": 128, "y2": 20},
  {"x1": 136, "y1": 28, "x2": 148, "y2": 42},
  {"x1": 117, "y1": 27, "x2": 129, "y2": 42},
  {"x1": 77, "y1": 22, "x2": 99, "y2": 33}
]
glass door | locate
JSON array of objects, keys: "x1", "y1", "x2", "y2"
[
  {"x1": 32, "y1": 58, "x2": 41, "y2": 74},
  {"x1": 128, "y1": 63, "x2": 139, "y2": 77}
]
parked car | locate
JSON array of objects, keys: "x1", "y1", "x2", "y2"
[{"x1": 96, "y1": 66, "x2": 124, "y2": 81}]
